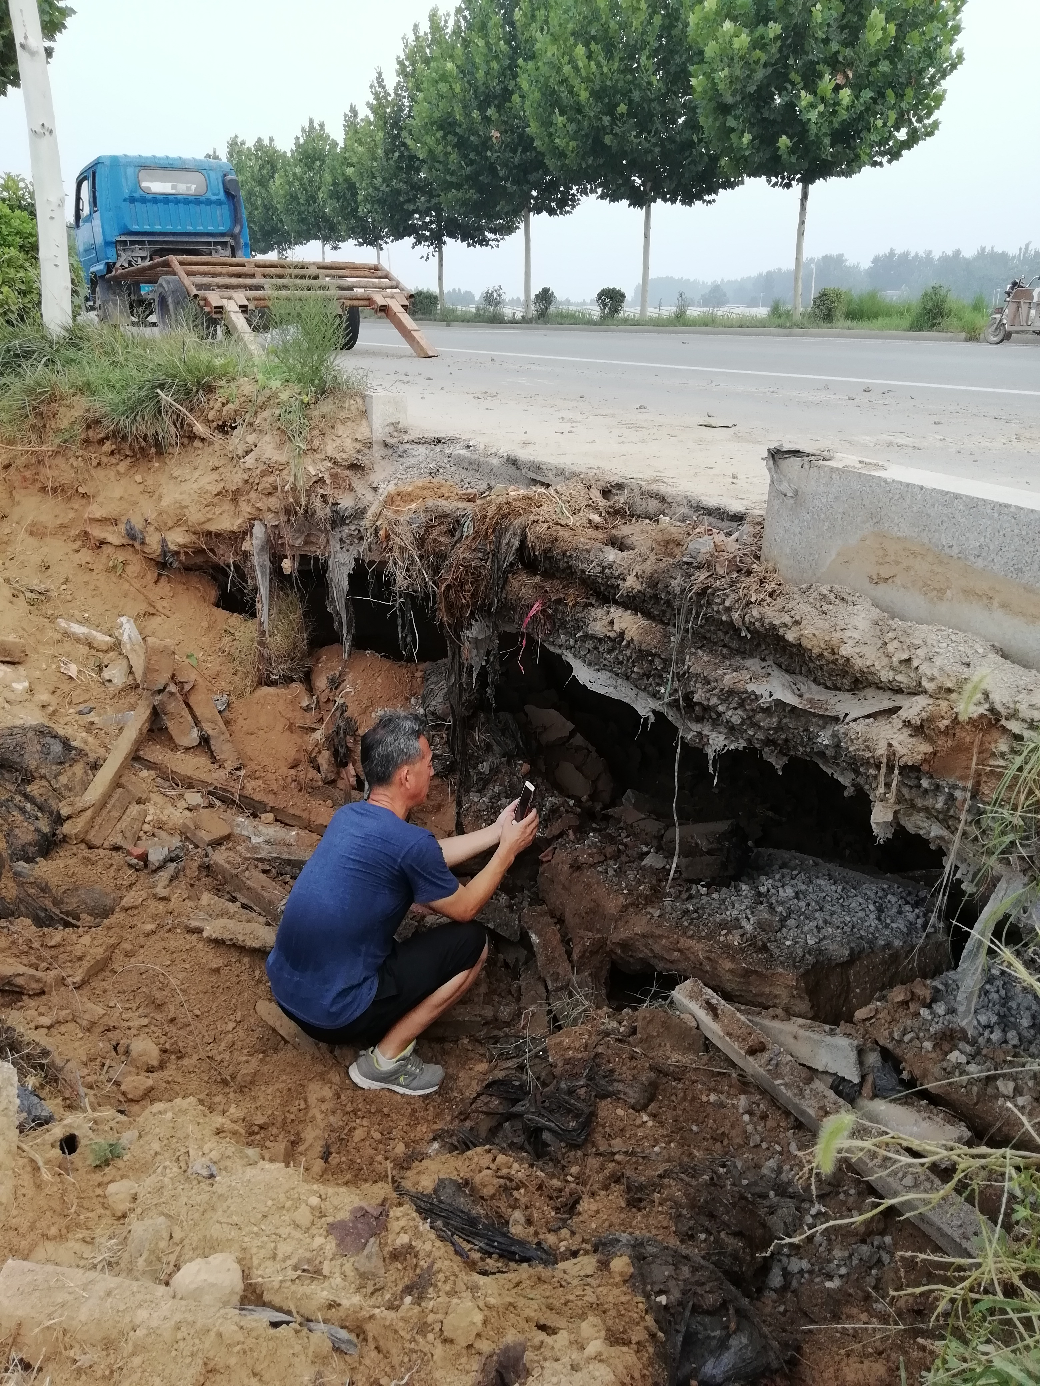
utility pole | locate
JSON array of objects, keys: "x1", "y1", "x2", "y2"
[{"x1": 9, "y1": 0, "x2": 72, "y2": 333}]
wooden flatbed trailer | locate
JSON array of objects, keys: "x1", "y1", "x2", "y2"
[{"x1": 107, "y1": 255, "x2": 437, "y2": 358}]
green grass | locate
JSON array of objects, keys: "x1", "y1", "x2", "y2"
[
  {"x1": 88, "y1": 1139, "x2": 125, "y2": 1168},
  {"x1": 0, "y1": 289, "x2": 359, "y2": 452},
  {"x1": 410, "y1": 286, "x2": 989, "y2": 336}
]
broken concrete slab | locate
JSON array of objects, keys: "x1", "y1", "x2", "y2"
[
  {"x1": 672, "y1": 978, "x2": 997, "y2": 1261},
  {"x1": 134, "y1": 755, "x2": 331, "y2": 834},
  {"x1": 141, "y1": 636, "x2": 175, "y2": 691},
  {"x1": 366, "y1": 390, "x2": 407, "y2": 440},
  {"x1": 232, "y1": 816, "x2": 319, "y2": 873},
  {"x1": 660, "y1": 819, "x2": 749, "y2": 883},
  {"x1": 748, "y1": 1011, "x2": 862, "y2": 1083},
  {"x1": 762, "y1": 449, "x2": 1040, "y2": 671},
  {"x1": 116, "y1": 614, "x2": 146, "y2": 682}
]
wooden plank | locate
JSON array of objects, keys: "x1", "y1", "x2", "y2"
[
  {"x1": 220, "y1": 300, "x2": 262, "y2": 356},
  {"x1": 133, "y1": 753, "x2": 332, "y2": 834},
  {"x1": 154, "y1": 686, "x2": 200, "y2": 749},
  {"x1": 84, "y1": 786, "x2": 132, "y2": 849},
  {"x1": 182, "y1": 672, "x2": 241, "y2": 768},
  {"x1": 62, "y1": 695, "x2": 155, "y2": 842},
  {"x1": 384, "y1": 300, "x2": 437, "y2": 359},
  {"x1": 672, "y1": 978, "x2": 998, "y2": 1262},
  {"x1": 209, "y1": 849, "x2": 287, "y2": 924},
  {"x1": 105, "y1": 801, "x2": 147, "y2": 852}
]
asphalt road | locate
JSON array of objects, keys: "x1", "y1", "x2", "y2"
[{"x1": 350, "y1": 320, "x2": 1040, "y2": 510}]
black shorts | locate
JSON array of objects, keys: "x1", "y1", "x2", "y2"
[{"x1": 279, "y1": 921, "x2": 487, "y2": 1047}]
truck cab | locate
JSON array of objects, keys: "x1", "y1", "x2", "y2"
[{"x1": 74, "y1": 154, "x2": 250, "y2": 319}]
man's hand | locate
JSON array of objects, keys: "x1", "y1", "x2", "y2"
[
  {"x1": 494, "y1": 797, "x2": 521, "y2": 839},
  {"x1": 498, "y1": 804, "x2": 539, "y2": 862}
]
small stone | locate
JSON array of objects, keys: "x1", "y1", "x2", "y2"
[
  {"x1": 579, "y1": 1316, "x2": 605, "y2": 1346},
  {"x1": 106, "y1": 1179, "x2": 138, "y2": 1216},
  {"x1": 122, "y1": 1216, "x2": 170, "y2": 1281},
  {"x1": 353, "y1": 1235, "x2": 385, "y2": 1284},
  {"x1": 102, "y1": 655, "x2": 131, "y2": 687},
  {"x1": 584, "y1": 1339, "x2": 607, "y2": 1360},
  {"x1": 442, "y1": 1297, "x2": 483, "y2": 1346},
  {"x1": 129, "y1": 1036, "x2": 161, "y2": 1072},
  {"x1": 293, "y1": 1205, "x2": 314, "y2": 1230},
  {"x1": 609, "y1": 1254, "x2": 633, "y2": 1280},
  {"x1": 853, "y1": 1004, "x2": 878, "y2": 1023},
  {"x1": 120, "y1": 1073, "x2": 154, "y2": 1102},
  {"x1": 259, "y1": 812, "x2": 275, "y2": 824},
  {"x1": 997, "y1": 1078, "x2": 1016, "y2": 1098},
  {"x1": 183, "y1": 792, "x2": 204, "y2": 808},
  {"x1": 170, "y1": 1253, "x2": 243, "y2": 1307},
  {"x1": 146, "y1": 844, "x2": 169, "y2": 871}
]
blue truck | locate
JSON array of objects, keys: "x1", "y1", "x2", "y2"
[
  {"x1": 74, "y1": 154, "x2": 249, "y2": 323},
  {"x1": 72, "y1": 153, "x2": 434, "y2": 357}
]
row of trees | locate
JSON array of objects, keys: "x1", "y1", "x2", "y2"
[{"x1": 230, "y1": 0, "x2": 965, "y2": 320}]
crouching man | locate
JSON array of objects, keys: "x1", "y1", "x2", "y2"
[{"x1": 266, "y1": 710, "x2": 539, "y2": 1096}]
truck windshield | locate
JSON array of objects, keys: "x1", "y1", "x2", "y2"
[{"x1": 137, "y1": 168, "x2": 208, "y2": 196}]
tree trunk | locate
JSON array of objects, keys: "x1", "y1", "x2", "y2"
[
  {"x1": 320, "y1": 241, "x2": 326, "y2": 262},
  {"x1": 376, "y1": 245, "x2": 381, "y2": 266},
  {"x1": 437, "y1": 243, "x2": 444, "y2": 313},
  {"x1": 523, "y1": 204, "x2": 532, "y2": 319},
  {"x1": 639, "y1": 200, "x2": 652, "y2": 321},
  {"x1": 792, "y1": 178, "x2": 810, "y2": 319},
  {"x1": 9, "y1": 0, "x2": 71, "y2": 333}
]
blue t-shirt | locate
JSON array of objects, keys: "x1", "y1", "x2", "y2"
[{"x1": 265, "y1": 801, "x2": 459, "y2": 1028}]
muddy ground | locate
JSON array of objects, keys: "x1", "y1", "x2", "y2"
[{"x1": 1, "y1": 393, "x2": 1036, "y2": 1385}]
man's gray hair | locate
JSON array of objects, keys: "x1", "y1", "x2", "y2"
[{"x1": 360, "y1": 710, "x2": 426, "y2": 789}]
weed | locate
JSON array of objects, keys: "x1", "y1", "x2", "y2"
[
  {"x1": 533, "y1": 286, "x2": 556, "y2": 320},
  {"x1": 911, "y1": 284, "x2": 955, "y2": 332},
  {"x1": 262, "y1": 290, "x2": 343, "y2": 398},
  {"x1": 807, "y1": 286, "x2": 853, "y2": 324},
  {"x1": 88, "y1": 1138, "x2": 125, "y2": 1168}
]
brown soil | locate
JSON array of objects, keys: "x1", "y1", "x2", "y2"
[{"x1": 0, "y1": 415, "x2": 973, "y2": 1385}]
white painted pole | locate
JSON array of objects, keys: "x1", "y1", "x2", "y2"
[
  {"x1": 8, "y1": 0, "x2": 72, "y2": 333},
  {"x1": 639, "y1": 200, "x2": 651, "y2": 321}
]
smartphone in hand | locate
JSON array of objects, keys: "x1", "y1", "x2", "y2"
[{"x1": 515, "y1": 780, "x2": 536, "y2": 821}]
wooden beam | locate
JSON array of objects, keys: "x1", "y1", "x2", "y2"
[
  {"x1": 672, "y1": 978, "x2": 999, "y2": 1262},
  {"x1": 384, "y1": 300, "x2": 437, "y2": 359},
  {"x1": 181, "y1": 672, "x2": 241, "y2": 768},
  {"x1": 208, "y1": 849, "x2": 288, "y2": 925},
  {"x1": 62, "y1": 694, "x2": 155, "y2": 842},
  {"x1": 133, "y1": 753, "x2": 332, "y2": 834},
  {"x1": 219, "y1": 299, "x2": 262, "y2": 356}
]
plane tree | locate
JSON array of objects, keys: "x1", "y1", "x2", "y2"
[
  {"x1": 519, "y1": 0, "x2": 737, "y2": 319},
  {"x1": 690, "y1": 0, "x2": 966, "y2": 315},
  {"x1": 412, "y1": 0, "x2": 576, "y2": 316}
]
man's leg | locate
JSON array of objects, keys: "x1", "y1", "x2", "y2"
[{"x1": 376, "y1": 940, "x2": 488, "y2": 1060}]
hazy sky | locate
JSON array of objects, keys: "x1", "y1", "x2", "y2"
[{"x1": 1, "y1": 0, "x2": 1035, "y2": 300}]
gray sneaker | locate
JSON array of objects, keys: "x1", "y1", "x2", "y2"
[{"x1": 348, "y1": 1047, "x2": 444, "y2": 1096}]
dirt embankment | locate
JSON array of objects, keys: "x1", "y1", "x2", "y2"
[{"x1": 0, "y1": 406, "x2": 1033, "y2": 1386}]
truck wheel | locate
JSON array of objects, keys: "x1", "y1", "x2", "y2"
[
  {"x1": 96, "y1": 278, "x2": 129, "y2": 324},
  {"x1": 154, "y1": 275, "x2": 192, "y2": 332},
  {"x1": 339, "y1": 306, "x2": 361, "y2": 351},
  {"x1": 984, "y1": 314, "x2": 1010, "y2": 345}
]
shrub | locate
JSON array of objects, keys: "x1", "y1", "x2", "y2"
[
  {"x1": 0, "y1": 179, "x2": 39, "y2": 324},
  {"x1": 533, "y1": 286, "x2": 556, "y2": 320},
  {"x1": 674, "y1": 291, "x2": 689, "y2": 321},
  {"x1": 596, "y1": 287, "x2": 626, "y2": 319},
  {"x1": 910, "y1": 283, "x2": 954, "y2": 332},
  {"x1": 843, "y1": 289, "x2": 892, "y2": 322},
  {"x1": 478, "y1": 284, "x2": 505, "y2": 320},
  {"x1": 410, "y1": 288, "x2": 438, "y2": 319},
  {"x1": 807, "y1": 286, "x2": 852, "y2": 323},
  {"x1": 264, "y1": 290, "x2": 344, "y2": 398}
]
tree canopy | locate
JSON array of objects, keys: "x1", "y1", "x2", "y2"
[
  {"x1": 273, "y1": 119, "x2": 342, "y2": 257},
  {"x1": 690, "y1": 0, "x2": 966, "y2": 310},
  {"x1": 0, "y1": 1, "x2": 73, "y2": 98},
  {"x1": 226, "y1": 136, "x2": 289, "y2": 256}
]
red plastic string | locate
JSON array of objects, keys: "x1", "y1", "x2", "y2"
[{"x1": 517, "y1": 598, "x2": 544, "y2": 674}]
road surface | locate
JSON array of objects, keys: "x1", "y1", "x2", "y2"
[{"x1": 350, "y1": 321, "x2": 1040, "y2": 510}]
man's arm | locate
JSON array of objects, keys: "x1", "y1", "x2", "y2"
[
  {"x1": 430, "y1": 808, "x2": 539, "y2": 921},
  {"x1": 437, "y1": 797, "x2": 521, "y2": 869}
]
